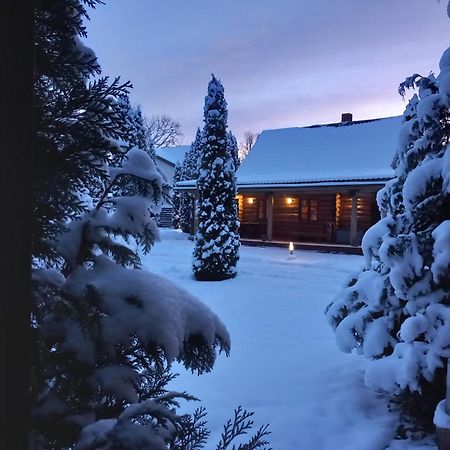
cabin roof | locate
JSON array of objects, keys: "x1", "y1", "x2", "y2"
[
  {"x1": 155, "y1": 145, "x2": 190, "y2": 166},
  {"x1": 236, "y1": 116, "x2": 402, "y2": 186}
]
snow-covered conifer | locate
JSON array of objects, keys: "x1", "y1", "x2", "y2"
[
  {"x1": 185, "y1": 127, "x2": 203, "y2": 180},
  {"x1": 32, "y1": 3, "x2": 230, "y2": 448},
  {"x1": 227, "y1": 130, "x2": 240, "y2": 171},
  {"x1": 171, "y1": 161, "x2": 183, "y2": 228},
  {"x1": 179, "y1": 128, "x2": 203, "y2": 233},
  {"x1": 193, "y1": 75, "x2": 240, "y2": 281},
  {"x1": 326, "y1": 11, "x2": 450, "y2": 424}
]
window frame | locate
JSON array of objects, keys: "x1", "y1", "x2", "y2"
[{"x1": 298, "y1": 198, "x2": 318, "y2": 222}]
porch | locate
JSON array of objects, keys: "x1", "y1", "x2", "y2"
[{"x1": 237, "y1": 188, "x2": 380, "y2": 247}]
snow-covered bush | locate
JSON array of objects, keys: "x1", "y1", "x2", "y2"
[
  {"x1": 193, "y1": 75, "x2": 240, "y2": 281},
  {"x1": 32, "y1": 2, "x2": 231, "y2": 448},
  {"x1": 326, "y1": 4, "x2": 450, "y2": 425}
]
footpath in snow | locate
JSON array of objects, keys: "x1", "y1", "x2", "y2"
[{"x1": 141, "y1": 229, "x2": 434, "y2": 450}]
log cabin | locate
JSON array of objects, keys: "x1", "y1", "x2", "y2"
[{"x1": 177, "y1": 114, "x2": 402, "y2": 252}]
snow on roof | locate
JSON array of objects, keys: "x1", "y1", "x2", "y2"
[
  {"x1": 236, "y1": 116, "x2": 403, "y2": 186},
  {"x1": 155, "y1": 145, "x2": 190, "y2": 166}
]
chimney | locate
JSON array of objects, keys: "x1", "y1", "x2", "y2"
[{"x1": 341, "y1": 113, "x2": 353, "y2": 123}]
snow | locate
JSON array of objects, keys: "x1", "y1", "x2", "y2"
[
  {"x1": 64, "y1": 255, "x2": 230, "y2": 363},
  {"x1": 434, "y1": 400, "x2": 450, "y2": 429},
  {"x1": 110, "y1": 146, "x2": 161, "y2": 181},
  {"x1": 75, "y1": 419, "x2": 118, "y2": 450},
  {"x1": 431, "y1": 220, "x2": 450, "y2": 283},
  {"x1": 155, "y1": 145, "x2": 191, "y2": 166},
  {"x1": 236, "y1": 116, "x2": 402, "y2": 185},
  {"x1": 139, "y1": 229, "x2": 433, "y2": 450}
]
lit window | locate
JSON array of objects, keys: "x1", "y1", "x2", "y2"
[{"x1": 299, "y1": 199, "x2": 318, "y2": 221}]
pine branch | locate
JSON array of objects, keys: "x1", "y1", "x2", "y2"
[{"x1": 216, "y1": 407, "x2": 271, "y2": 450}]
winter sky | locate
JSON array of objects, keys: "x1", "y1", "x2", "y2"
[{"x1": 86, "y1": 0, "x2": 449, "y2": 144}]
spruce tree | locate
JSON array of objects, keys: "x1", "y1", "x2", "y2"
[
  {"x1": 186, "y1": 127, "x2": 203, "y2": 180},
  {"x1": 326, "y1": 14, "x2": 450, "y2": 426},
  {"x1": 179, "y1": 128, "x2": 203, "y2": 233},
  {"x1": 171, "y1": 161, "x2": 183, "y2": 228},
  {"x1": 227, "y1": 130, "x2": 240, "y2": 171},
  {"x1": 32, "y1": 2, "x2": 231, "y2": 448},
  {"x1": 193, "y1": 75, "x2": 240, "y2": 281}
]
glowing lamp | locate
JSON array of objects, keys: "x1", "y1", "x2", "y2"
[
  {"x1": 247, "y1": 197, "x2": 255, "y2": 204},
  {"x1": 289, "y1": 241, "x2": 294, "y2": 255},
  {"x1": 286, "y1": 197, "x2": 294, "y2": 205}
]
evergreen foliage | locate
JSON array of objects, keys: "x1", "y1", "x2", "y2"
[
  {"x1": 32, "y1": 2, "x2": 232, "y2": 448},
  {"x1": 215, "y1": 406, "x2": 271, "y2": 450},
  {"x1": 117, "y1": 95, "x2": 156, "y2": 160},
  {"x1": 179, "y1": 190, "x2": 195, "y2": 234},
  {"x1": 226, "y1": 131, "x2": 240, "y2": 171},
  {"x1": 193, "y1": 75, "x2": 240, "y2": 281},
  {"x1": 185, "y1": 128, "x2": 203, "y2": 180},
  {"x1": 326, "y1": 15, "x2": 450, "y2": 426},
  {"x1": 171, "y1": 161, "x2": 183, "y2": 229},
  {"x1": 178, "y1": 128, "x2": 203, "y2": 234}
]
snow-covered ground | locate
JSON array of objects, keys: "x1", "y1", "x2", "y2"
[{"x1": 141, "y1": 229, "x2": 435, "y2": 450}]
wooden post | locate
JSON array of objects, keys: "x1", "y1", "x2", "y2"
[
  {"x1": 266, "y1": 194, "x2": 274, "y2": 241},
  {"x1": 350, "y1": 191, "x2": 359, "y2": 246}
]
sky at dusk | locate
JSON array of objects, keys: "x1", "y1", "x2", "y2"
[{"x1": 85, "y1": 0, "x2": 450, "y2": 144}]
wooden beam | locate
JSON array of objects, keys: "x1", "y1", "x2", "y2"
[
  {"x1": 266, "y1": 194, "x2": 274, "y2": 241},
  {"x1": 350, "y1": 191, "x2": 358, "y2": 246}
]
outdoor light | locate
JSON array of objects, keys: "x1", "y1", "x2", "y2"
[
  {"x1": 289, "y1": 241, "x2": 294, "y2": 255},
  {"x1": 247, "y1": 197, "x2": 255, "y2": 204},
  {"x1": 286, "y1": 197, "x2": 294, "y2": 205}
]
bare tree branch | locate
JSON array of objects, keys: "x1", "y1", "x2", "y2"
[
  {"x1": 238, "y1": 131, "x2": 260, "y2": 161},
  {"x1": 145, "y1": 114, "x2": 183, "y2": 148}
]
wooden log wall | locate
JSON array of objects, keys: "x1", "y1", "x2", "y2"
[
  {"x1": 336, "y1": 192, "x2": 380, "y2": 233},
  {"x1": 239, "y1": 194, "x2": 267, "y2": 238},
  {"x1": 272, "y1": 194, "x2": 336, "y2": 242}
]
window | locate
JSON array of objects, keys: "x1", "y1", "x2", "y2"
[{"x1": 299, "y1": 199, "x2": 318, "y2": 221}]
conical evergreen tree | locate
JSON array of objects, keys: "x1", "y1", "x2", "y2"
[
  {"x1": 179, "y1": 128, "x2": 203, "y2": 233},
  {"x1": 185, "y1": 127, "x2": 203, "y2": 179},
  {"x1": 326, "y1": 17, "x2": 450, "y2": 425},
  {"x1": 193, "y1": 75, "x2": 240, "y2": 281},
  {"x1": 227, "y1": 130, "x2": 240, "y2": 171},
  {"x1": 171, "y1": 161, "x2": 183, "y2": 228}
]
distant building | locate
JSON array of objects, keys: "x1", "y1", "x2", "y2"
[
  {"x1": 177, "y1": 115, "x2": 402, "y2": 251},
  {"x1": 155, "y1": 145, "x2": 191, "y2": 186},
  {"x1": 155, "y1": 145, "x2": 190, "y2": 226}
]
